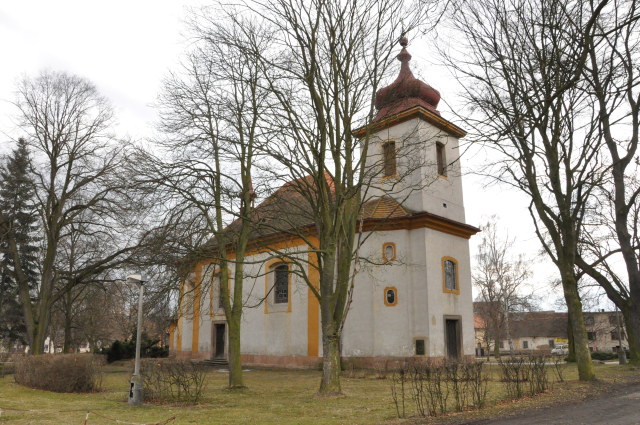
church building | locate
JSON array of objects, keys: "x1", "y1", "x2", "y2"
[{"x1": 169, "y1": 38, "x2": 479, "y2": 368}]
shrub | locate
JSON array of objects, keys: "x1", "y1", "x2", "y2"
[
  {"x1": 591, "y1": 351, "x2": 618, "y2": 361},
  {"x1": 498, "y1": 355, "x2": 549, "y2": 398},
  {"x1": 101, "y1": 337, "x2": 168, "y2": 363},
  {"x1": 141, "y1": 359, "x2": 207, "y2": 403},
  {"x1": 14, "y1": 354, "x2": 104, "y2": 392}
]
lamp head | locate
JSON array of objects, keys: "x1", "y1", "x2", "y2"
[{"x1": 126, "y1": 274, "x2": 146, "y2": 285}]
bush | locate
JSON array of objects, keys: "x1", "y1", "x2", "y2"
[
  {"x1": 391, "y1": 359, "x2": 488, "y2": 419},
  {"x1": 14, "y1": 354, "x2": 104, "y2": 392},
  {"x1": 591, "y1": 351, "x2": 618, "y2": 361},
  {"x1": 498, "y1": 355, "x2": 549, "y2": 399},
  {"x1": 142, "y1": 359, "x2": 207, "y2": 403},
  {"x1": 101, "y1": 337, "x2": 168, "y2": 363}
]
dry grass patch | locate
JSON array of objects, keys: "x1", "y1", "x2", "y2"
[{"x1": 0, "y1": 361, "x2": 638, "y2": 425}]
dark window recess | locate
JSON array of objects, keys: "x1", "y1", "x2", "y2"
[
  {"x1": 609, "y1": 315, "x2": 617, "y2": 325},
  {"x1": 549, "y1": 339, "x2": 555, "y2": 348},
  {"x1": 274, "y1": 264, "x2": 289, "y2": 304},
  {"x1": 386, "y1": 289, "x2": 396, "y2": 305},
  {"x1": 499, "y1": 341, "x2": 504, "y2": 349},
  {"x1": 415, "y1": 339, "x2": 425, "y2": 355},
  {"x1": 611, "y1": 330, "x2": 625, "y2": 340},
  {"x1": 585, "y1": 316, "x2": 595, "y2": 326},
  {"x1": 383, "y1": 141, "x2": 397, "y2": 177},
  {"x1": 587, "y1": 331, "x2": 596, "y2": 341},
  {"x1": 444, "y1": 260, "x2": 457, "y2": 290},
  {"x1": 436, "y1": 142, "x2": 447, "y2": 176},
  {"x1": 522, "y1": 341, "x2": 529, "y2": 349}
]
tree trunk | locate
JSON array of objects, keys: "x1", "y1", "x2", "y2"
[
  {"x1": 567, "y1": 311, "x2": 576, "y2": 362},
  {"x1": 319, "y1": 331, "x2": 341, "y2": 395},
  {"x1": 227, "y1": 314, "x2": 244, "y2": 388},
  {"x1": 31, "y1": 315, "x2": 49, "y2": 355},
  {"x1": 623, "y1": 305, "x2": 640, "y2": 365},
  {"x1": 562, "y1": 273, "x2": 595, "y2": 380},
  {"x1": 63, "y1": 313, "x2": 73, "y2": 353}
]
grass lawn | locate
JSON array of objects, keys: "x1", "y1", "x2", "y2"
[{"x1": 0, "y1": 361, "x2": 639, "y2": 425}]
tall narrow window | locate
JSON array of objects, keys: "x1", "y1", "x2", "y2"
[
  {"x1": 383, "y1": 141, "x2": 396, "y2": 177},
  {"x1": 436, "y1": 142, "x2": 447, "y2": 176},
  {"x1": 217, "y1": 275, "x2": 224, "y2": 309},
  {"x1": 442, "y1": 257, "x2": 459, "y2": 293},
  {"x1": 274, "y1": 264, "x2": 289, "y2": 304}
]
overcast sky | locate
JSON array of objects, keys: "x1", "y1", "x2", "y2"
[{"x1": 0, "y1": 1, "x2": 573, "y2": 308}]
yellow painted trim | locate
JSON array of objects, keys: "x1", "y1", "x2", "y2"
[
  {"x1": 383, "y1": 286, "x2": 398, "y2": 306},
  {"x1": 441, "y1": 256, "x2": 461, "y2": 295},
  {"x1": 191, "y1": 266, "x2": 202, "y2": 353},
  {"x1": 264, "y1": 258, "x2": 293, "y2": 314},
  {"x1": 177, "y1": 282, "x2": 183, "y2": 351},
  {"x1": 307, "y1": 243, "x2": 320, "y2": 357},
  {"x1": 382, "y1": 242, "x2": 397, "y2": 262},
  {"x1": 381, "y1": 174, "x2": 399, "y2": 182}
]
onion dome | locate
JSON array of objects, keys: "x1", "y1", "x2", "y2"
[{"x1": 374, "y1": 37, "x2": 441, "y2": 121}]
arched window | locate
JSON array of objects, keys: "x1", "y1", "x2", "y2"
[
  {"x1": 436, "y1": 141, "x2": 447, "y2": 176},
  {"x1": 442, "y1": 257, "x2": 459, "y2": 294},
  {"x1": 382, "y1": 141, "x2": 396, "y2": 177},
  {"x1": 274, "y1": 264, "x2": 289, "y2": 304}
]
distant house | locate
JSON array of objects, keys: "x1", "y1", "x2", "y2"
[
  {"x1": 474, "y1": 306, "x2": 628, "y2": 355},
  {"x1": 583, "y1": 311, "x2": 628, "y2": 352},
  {"x1": 506, "y1": 312, "x2": 568, "y2": 352}
]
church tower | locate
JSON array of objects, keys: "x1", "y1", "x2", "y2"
[
  {"x1": 356, "y1": 37, "x2": 467, "y2": 223},
  {"x1": 346, "y1": 37, "x2": 478, "y2": 362}
]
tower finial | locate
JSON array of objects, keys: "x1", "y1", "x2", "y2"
[{"x1": 399, "y1": 36, "x2": 408, "y2": 47}]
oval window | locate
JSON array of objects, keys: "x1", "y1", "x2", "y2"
[
  {"x1": 385, "y1": 245, "x2": 394, "y2": 260},
  {"x1": 385, "y1": 288, "x2": 396, "y2": 305},
  {"x1": 383, "y1": 243, "x2": 396, "y2": 261}
]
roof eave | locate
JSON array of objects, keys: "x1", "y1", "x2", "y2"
[{"x1": 353, "y1": 106, "x2": 466, "y2": 139}]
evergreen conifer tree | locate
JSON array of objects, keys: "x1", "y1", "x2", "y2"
[{"x1": 0, "y1": 138, "x2": 39, "y2": 349}]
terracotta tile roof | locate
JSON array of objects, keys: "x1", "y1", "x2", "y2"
[
  {"x1": 360, "y1": 197, "x2": 411, "y2": 219},
  {"x1": 194, "y1": 174, "x2": 477, "y2": 259}
]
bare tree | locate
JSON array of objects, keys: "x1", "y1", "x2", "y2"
[
  {"x1": 140, "y1": 14, "x2": 272, "y2": 388},
  {"x1": 473, "y1": 217, "x2": 534, "y2": 357},
  {"x1": 224, "y1": 0, "x2": 432, "y2": 394},
  {"x1": 9, "y1": 70, "x2": 151, "y2": 354},
  {"x1": 571, "y1": 0, "x2": 640, "y2": 364},
  {"x1": 445, "y1": 0, "x2": 611, "y2": 380}
]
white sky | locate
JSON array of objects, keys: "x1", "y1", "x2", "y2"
[{"x1": 0, "y1": 1, "x2": 565, "y2": 308}]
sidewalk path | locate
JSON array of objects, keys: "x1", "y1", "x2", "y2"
[{"x1": 467, "y1": 382, "x2": 640, "y2": 425}]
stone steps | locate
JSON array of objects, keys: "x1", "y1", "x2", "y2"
[{"x1": 199, "y1": 358, "x2": 229, "y2": 367}]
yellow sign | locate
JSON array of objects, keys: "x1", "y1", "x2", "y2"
[{"x1": 554, "y1": 338, "x2": 568, "y2": 344}]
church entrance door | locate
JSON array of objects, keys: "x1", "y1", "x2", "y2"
[
  {"x1": 213, "y1": 323, "x2": 226, "y2": 359},
  {"x1": 445, "y1": 317, "x2": 461, "y2": 361}
]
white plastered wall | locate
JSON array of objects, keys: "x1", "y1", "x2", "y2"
[{"x1": 363, "y1": 117, "x2": 466, "y2": 223}]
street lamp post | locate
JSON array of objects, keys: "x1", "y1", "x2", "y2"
[{"x1": 126, "y1": 274, "x2": 146, "y2": 406}]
